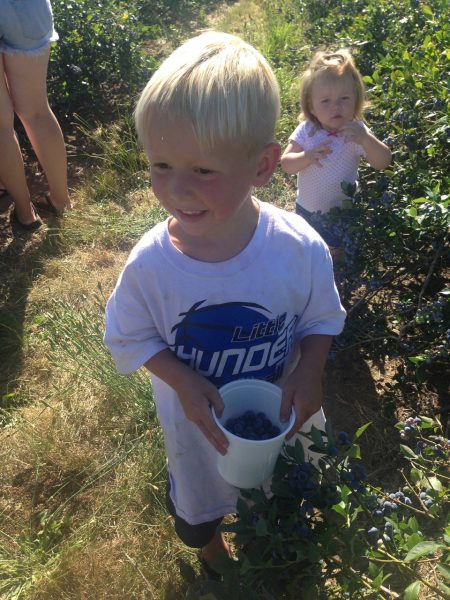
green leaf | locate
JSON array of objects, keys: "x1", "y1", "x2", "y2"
[
  {"x1": 332, "y1": 503, "x2": 348, "y2": 517},
  {"x1": 368, "y1": 561, "x2": 383, "y2": 578},
  {"x1": 405, "y1": 541, "x2": 445, "y2": 562},
  {"x1": 347, "y1": 445, "x2": 361, "y2": 459},
  {"x1": 310, "y1": 425, "x2": 326, "y2": 451},
  {"x1": 410, "y1": 468, "x2": 424, "y2": 483},
  {"x1": 255, "y1": 518, "x2": 268, "y2": 537},
  {"x1": 239, "y1": 555, "x2": 252, "y2": 575},
  {"x1": 400, "y1": 444, "x2": 418, "y2": 458},
  {"x1": 236, "y1": 497, "x2": 252, "y2": 521},
  {"x1": 325, "y1": 419, "x2": 334, "y2": 444},
  {"x1": 354, "y1": 422, "x2": 371, "y2": 439},
  {"x1": 437, "y1": 581, "x2": 450, "y2": 596},
  {"x1": 403, "y1": 580, "x2": 421, "y2": 599},
  {"x1": 428, "y1": 476, "x2": 443, "y2": 492},
  {"x1": 293, "y1": 439, "x2": 305, "y2": 463},
  {"x1": 437, "y1": 563, "x2": 450, "y2": 581},
  {"x1": 422, "y1": 4, "x2": 433, "y2": 16},
  {"x1": 372, "y1": 570, "x2": 385, "y2": 589}
]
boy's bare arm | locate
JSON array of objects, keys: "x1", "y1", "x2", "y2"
[
  {"x1": 280, "y1": 334, "x2": 333, "y2": 439},
  {"x1": 144, "y1": 349, "x2": 229, "y2": 455},
  {"x1": 281, "y1": 139, "x2": 332, "y2": 173}
]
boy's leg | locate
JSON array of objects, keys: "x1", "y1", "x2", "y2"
[
  {"x1": 165, "y1": 482, "x2": 230, "y2": 576},
  {"x1": 201, "y1": 529, "x2": 231, "y2": 570}
]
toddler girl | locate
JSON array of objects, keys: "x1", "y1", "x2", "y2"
[{"x1": 281, "y1": 48, "x2": 391, "y2": 255}]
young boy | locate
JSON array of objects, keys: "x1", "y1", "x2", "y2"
[{"x1": 104, "y1": 31, "x2": 346, "y2": 577}]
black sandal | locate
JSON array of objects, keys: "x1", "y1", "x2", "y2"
[
  {"x1": 199, "y1": 553, "x2": 222, "y2": 581},
  {"x1": 12, "y1": 209, "x2": 42, "y2": 232},
  {"x1": 32, "y1": 192, "x2": 63, "y2": 216}
]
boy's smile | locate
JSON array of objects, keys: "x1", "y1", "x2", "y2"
[{"x1": 146, "y1": 116, "x2": 276, "y2": 262}]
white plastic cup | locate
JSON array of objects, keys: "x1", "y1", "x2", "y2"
[{"x1": 212, "y1": 379, "x2": 296, "y2": 489}]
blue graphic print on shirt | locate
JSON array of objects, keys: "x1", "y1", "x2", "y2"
[{"x1": 171, "y1": 300, "x2": 298, "y2": 386}]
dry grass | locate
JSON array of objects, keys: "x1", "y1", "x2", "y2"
[{"x1": 0, "y1": 151, "x2": 190, "y2": 598}]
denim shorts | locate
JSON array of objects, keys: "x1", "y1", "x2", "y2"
[
  {"x1": 296, "y1": 203, "x2": 341, "y2": 249},
  {"x1": 0, "y1": 0, "x2": 58, "y2": 54}
]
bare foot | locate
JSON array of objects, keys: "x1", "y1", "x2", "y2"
[{"x1": 201, "y1": 531, "x2": 232, "y2": 571}]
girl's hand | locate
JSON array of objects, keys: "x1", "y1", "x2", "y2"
[
  {"x1": 339, "y1": 121, "x2": 368, "y2": 145},
  {"x1": 305, "y1": 142, "x2": 333, "y2": 167},
  {"x1": 341, "y1": 122, "x2": 392, "y2": 170}
]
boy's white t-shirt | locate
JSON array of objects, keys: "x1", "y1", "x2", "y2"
[
  {"x1": 104, "y1": 200, "x2": 346, "y2": 525},
  {"x1": 289, "y1": 120, "x2": 369, "y2": 214}
]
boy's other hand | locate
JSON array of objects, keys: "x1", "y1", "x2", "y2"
[
  {"x1": 175, "y1": 371, "x2": 230, "y2": 455},
  {"x1": 280, "y1": 371, "x2": 323, "y2": 441}
]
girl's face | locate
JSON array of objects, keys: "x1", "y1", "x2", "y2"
[{"x1": 309, "y1": 73, "x2": 356, "y2": 132}]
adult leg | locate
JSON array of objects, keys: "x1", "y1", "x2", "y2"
[
  {"x1": 0, "y1": 54, "x2": 36, "y2": 224},
  {"x1": 4, "y1": 48, "x2": 69, "y2": 213}
]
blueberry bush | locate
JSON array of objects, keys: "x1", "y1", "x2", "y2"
[
  {"x1": 49, "y1": 0, "x2": 217, "y2": 122},
  {"x1": 263, "y1": 0, "x2": 449, "y2": 402},
  {"x1": 188, "y1": 417, "x2": 449, "y2": 598},
  {"x1": 49, "y1": 0, "x2": 155, "y2": 122},
  {"x1": 180, "y1": 0, "x2": 449, "y2": 596}
]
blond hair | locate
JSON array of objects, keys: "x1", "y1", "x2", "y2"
[
  {"x1": 299, "y1": 48, "x2": 367, "y2": 125},
  {"x1": 135, "y1": 31, "x2": 280, "y2": 156}
]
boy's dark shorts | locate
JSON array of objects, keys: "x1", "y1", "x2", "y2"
[
  {"x1": 296, "y1": 203, "x2": 341, "y2": 249},
  {"x1": 166, "y1": 480, "x2": 223, "y2": 548}
]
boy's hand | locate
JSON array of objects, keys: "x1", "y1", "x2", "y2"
[
  {"x1": 144, "y1": 349, "x2": 229, "y2": 455},
  {"x1": 175, "y1": 370, "x2": 230, "y2": 455},
  {"x1": 278, "y1": 335, "x2": 333, "y2": 440},
  {"x1": 305, "y1": 142, "x2": 332, "y2": 167},
  {"x1": 280, "y1": 370, "x2": 323, "y2": 440},
  {"x1": 340, "y1": 121, "x2": 367, "y2": 145}
]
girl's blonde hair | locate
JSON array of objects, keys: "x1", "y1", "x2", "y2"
[
  {"x1": 135, "y1": 31, "x2": 280, "y2": 156},
  {"x1": 299, "y1": 48, "x2": 368, "y2": 125}
]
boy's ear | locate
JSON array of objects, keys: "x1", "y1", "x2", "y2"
[{"x1": 253, "y1": 142, "x2": 281, "y2": 187}]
